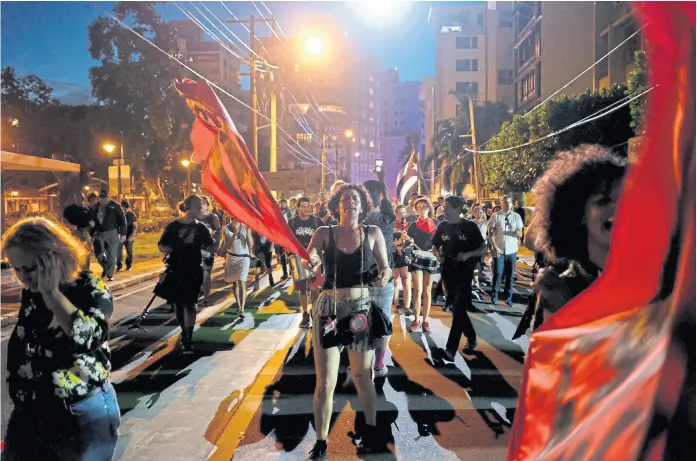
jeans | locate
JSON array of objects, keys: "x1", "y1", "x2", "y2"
[
  {"x1": 492, "y1": 253, "x2": 517, "y2": 302},
  {"x1": 95, "y1": 229, "x2": 120, "y2": 278},
  {"x1": 442, "y1": 268, "x2": 477, "y2": 352},
  {"x1": 3, "y1": 383, "x2": 121, "y2": 461},
  {"x1": 369, "y1": 282, "x2": 395, "y2": 321},
  {"x1": 117, "y1": 238, "x2": 134, "y2": 269}
]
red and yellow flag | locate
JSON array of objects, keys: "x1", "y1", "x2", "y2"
[
  {"x1": 507, "y1": 3, "x2": 695, "y2": 460},
  {"x1": 176, "y1": 79, "x2": 310, "y2": 260}
]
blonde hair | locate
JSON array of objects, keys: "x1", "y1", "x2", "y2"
[{"x1": 1, "y1": 217, "x2": 89, "y2": 283}]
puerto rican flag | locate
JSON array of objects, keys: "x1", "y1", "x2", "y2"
[{"x1": 396, "y1": 148, "x2": 420, "y2": 205}]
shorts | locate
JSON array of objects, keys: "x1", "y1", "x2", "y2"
[
  {"x1": 408, "y1": 264, "x2": 440, "y2": 275},
  {"x1": 201, "y1": 249, "x2": 215, "y2": 278},
  {"x1": 369, "y1": 283, "x2": 395, "y2": 322},
  {"x1": 311, "y1": 291, "x2": 375, "y2": 352},
  {"x1": 294, "y1": 277, "x2": 317, "y2": 293}
]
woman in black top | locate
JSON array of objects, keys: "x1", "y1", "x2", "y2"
[
  {"x1": 1, "y1": 218, "x2": 120, "y2": 460},
  {"x1": 304, "y1": 183, "x2": 390, "y2": 459},
  {"x1": 432, "y1": 196, "x2": 487, "y2": 361},
  {"x1": 158, "y1": 195, "x2": 214, "y2": 354},
  {"x1": 406, "y1": 197, "x2": 439, "y2": 333}
]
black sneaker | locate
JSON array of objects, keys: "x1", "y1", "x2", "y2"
[
  {"x1": 308, "y1": 440, "x2": 328, "y2": 460},
  {"x1": 357, "y1": 428, "x2": 389, "y2": 454},
  {"x1": 125, "y1": 266, "x2": 132, "y2": 272},
  {"x1": 299, "y1": 313, "x2": 311, "y2": 329},
  {"x1": 107, "y1": 276, "x2": 115, "y2": 282},
  {"x1": 101, "y1": 271, "x2": 106, "y2": 278},
  {"x1": 464, "y1": 338, "x2": 478, "y2": 352},
  {"x1": 182, "y1": 342, "x2": 195, "y2": 355}
]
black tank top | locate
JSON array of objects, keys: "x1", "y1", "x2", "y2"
[{"x1": 322, "y1": 226, "x2": 375, "y2": 289}]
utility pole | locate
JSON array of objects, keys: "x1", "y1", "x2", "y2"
[
  {"x1": 249, "y1": 15, "x2": 258, "y2": 165},
  {"x1": 320, "y1": 126, "x2": 327, "y2": 192},
  {"x1": 269, "y1": 19, "x2": 278, "y2": 173},
  {"x1": 468, "y1": 95, "x2": 481, "y2": 203}
]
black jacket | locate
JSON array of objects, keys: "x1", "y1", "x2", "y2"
[{"x1": 96, "y1": 201, "x2": 127, "y2": 235}]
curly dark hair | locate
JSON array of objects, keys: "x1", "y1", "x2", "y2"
[
  {"x1": 533, "y1": 144, "x2": 626, "y2": 264},
  {"x1": 327, "y1": 183, "x2": 373, "y2": 223}
]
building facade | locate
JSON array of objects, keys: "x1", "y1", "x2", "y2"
[
  {"x1": 593, "y1": 1, "x2": 643, "y2": 90},
  {"x1": 512, "y1": 2, "x2": 595, "y2": 113},
  {"x1": 428, "y1": 2, "x2": 516, "y2": 122},
  {"x1": 381, "y1": 69, "x2": 424, "y2": 197},
  {"x1": 263, "y1": 17, "x2": 383, "y2": 187},
  {"x1": 171, "y1": 20, "x2": 242, "y2": 97}
]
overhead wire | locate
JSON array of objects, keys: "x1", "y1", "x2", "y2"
[
  {"x1": 251, "y1": 1, "x2": 282, "y2": 41},
  {"x1": 176, "y1": 2, "x2": 330, "y2": 167},
  {"x1": 196, "y1": 2, "x2": 253, "y2": 57},
  {"x1": 175, "y1": 3, "x2": 244, "y2": 60},
  {"x1": 477, "y1": 25, "x2": 645, "y2": 151},
  {"x1": 431, "y1": 86, "x2": 653, "y2": 182},
  {"x1": 89, "y1": 2, "x2": 331, "y2": 171}
]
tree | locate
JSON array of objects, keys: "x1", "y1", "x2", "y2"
[
  {"x1": 398, "y1": 131, "x2": 421, "y2": 162},
  {"x1": 481, "y1": 86, "x2": 633, "y2": 193},
  {"x1": 626, "y1": 50, "x2": 648, "y2": 135},
  {"x1": 88, "y1": 1, "x2": 193, "y2": 186}
]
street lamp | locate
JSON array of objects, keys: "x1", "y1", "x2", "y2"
[
  {"x1": 181, "y1": 159, "x2": 192, "y2": 196},
  {"x1": 304, "y1": 37, "x2": 323, "y2": 56},
  {"x1": 103, "y1": 137, "x2": 125, "y2": 198},
  {"x1": 344, "y1": 129, "x2": 354, "y2": 139}
]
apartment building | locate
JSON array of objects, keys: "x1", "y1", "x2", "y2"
[
  {"x1": 381, "y1": 69, "x2": 424, "y2": 197},
  {"x1": 593, "y1": 1, "x2": 643, "y2": 90},
  {"x1": 171, "y1": 20, "x2": 242, "y2": 97},
  {"x1": 513, "y1": 2, "x2": 595, "y2": 113},
  {"x1": 428, "y1": 2, "x2": 516, "y2": 122},
  {"x1": 262, "y1": 16, "x2": 383, "y2": 185}
]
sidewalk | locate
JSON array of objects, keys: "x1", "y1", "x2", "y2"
[{"x1": 1, "y1": 258, "x2": 224, "y2": 325}]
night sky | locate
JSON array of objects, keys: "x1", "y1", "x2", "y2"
[{"x1": 1, "y1": 1, "x2": 441, "y2": 105}]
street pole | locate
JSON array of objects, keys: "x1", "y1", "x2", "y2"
[
  {"x1": 468, "y1": 95, "x2": 481, "y2": 203},
  {"x1": 250, "y1": 15, "x2": 259, "y2": 165},
  {"x1": 269, "y1": 20, "x2": 278, "y2": 174},
  {"x1": 187, "y1": 168, "x2": 192, "y2": 196},
  {"x1": 335, "y1": 145, "x2": 339, "y2": 182},
  {"x1": 320, "y1": 131, "x2": 327, "y2": 192},
  {"x1": 117, "y1": 131, "x2": 124, "y2": 199}
]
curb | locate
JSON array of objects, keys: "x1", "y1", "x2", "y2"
[{"x1": 1, "y1": 261, "x2": 225, "y2": 328}]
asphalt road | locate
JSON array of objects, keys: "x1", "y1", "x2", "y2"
[{"x1": 1, "y1": 263, "x2": 534, "y2": 460}]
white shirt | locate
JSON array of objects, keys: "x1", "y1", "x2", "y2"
[{"x1": 488, "y1": 210, "x2": 524, "y2": 255}]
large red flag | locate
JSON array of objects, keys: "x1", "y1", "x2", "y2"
[
  {"x1": 507, "y1": 2, "x2": 695, "y2": 460},
  {"x1": 175, "y1": 79, "x2": 310, "y2": 260}
]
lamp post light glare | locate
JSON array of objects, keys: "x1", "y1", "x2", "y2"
[
  {"x1": 102, "y1": 143, "x2": 116, "y2": 154},
  {"x1": 354, "y1": 152, "x2": 360, "y2": 157},
  {"x1": 181, "y1": 159, "x2": 192, "y2": 195},
  {"x1": 344, "y1": 129, "x2": 354, "y2": 139},
  {"x1": 304, "y1": 37, "x2": 323, "y2": 56},
  {"x1": 181, "y1": 159, "x2": 191, "y2": 168}
]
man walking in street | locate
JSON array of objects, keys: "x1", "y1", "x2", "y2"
[
  {"x1": 62, "y1": 192, "x2": 93, "y2": 271},
  {"x1": 94, "y1": 190, "x2": 127, "y2": 281},
  {"x1": 117, "y1": 200, "x2": 138, "y2": 272},
  {"x1": 488, "y1": 195, "x2": 524, "y2": 306},
  {"x1": 363, "y1": 179, "x2": 396, "y2": 378},
  {"x1": 287, "y1": 196, "x2": 321, "y2": 329},
  {"x1": 276, "y1": 199, "x2": 293, "y2": 280}
]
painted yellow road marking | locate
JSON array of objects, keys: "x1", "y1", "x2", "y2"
[{"x1": 208, "y1": 332, "x2": 300, "y2": 461}]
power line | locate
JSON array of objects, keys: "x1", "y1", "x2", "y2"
[
  {"x1": 477, "y1": 25, "x2": 645, "y2": 151},
  {"x1": 251, "y1": 1, "x2": 282, "y2": 41},
  {"x1": 196, "y1": 2, "x2": 251, "y2": 57},
  {"x1": 90, "y1": 2, "x2": 329, "y2": 171},
  {"x1": 174, "y1": 2, "x2": 330, "y2": 167},
  {"x1": 175, "y1": 3, "x2": 244, "y2": 60},
  {"x1": 523, "y1": 27, "x2": 644, "y2": 116},
  {"x1": 431, "y1": 86, "x2": 653, "y2": 182}
]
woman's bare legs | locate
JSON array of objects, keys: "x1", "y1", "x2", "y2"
[
  {"x1": 348, "y1": 349, "x2": 377, "y2": 426},
  {"x1": 312, "y1": 341, "x2": 341, "y2": 441}
]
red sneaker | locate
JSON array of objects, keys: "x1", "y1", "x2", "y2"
[
  {"x1": 422, "y1": 321, "x2": 431, "y2": 333},
  {"x1": 407, "y1": 320, "x2": 420, "y2": 332}
]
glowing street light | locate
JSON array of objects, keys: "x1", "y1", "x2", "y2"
[
  {"x1": 181, "y1": 159, "x2": 192, "y2": 195},
  {"x1": 304, "y1": 37, "x2": 323, "y2": 56},
  {"x1": 344, "y1": 129, "x2": 354, "y2": 139},
  {"x1": 354, "y1": 151, "x2": 360, "y2": 157},
  {"x1": 11, "y1": 191, "x2": 18, "y2": 197},
  {"x1": 102, "y1": 143, "x2": 117, "y2": 154}
]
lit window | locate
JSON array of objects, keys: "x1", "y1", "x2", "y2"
[
  {"x1": 369, "y1": 101, "x2": 373, "y2": 108},
  {"x1": 369, "y1": 140, "x2": 374, "y2": 148},
  {"x1": 296, "y1": 133, "x2": 312, "y2": 144},
  {"x1": 369, "y1": 88, "x2": 374, "y2": 96},
  {"x1": 440, "y1": 24, "x2": 463, "y2": 33}
]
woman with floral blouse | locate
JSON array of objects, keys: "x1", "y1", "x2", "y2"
[{"x1": 1, "y1": 217, "x2": 120, "y2": 460}]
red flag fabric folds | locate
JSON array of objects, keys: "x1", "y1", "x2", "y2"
[
  {"x1": 506, "y1": 3, "x2": 695, "y2": 460},
  {"x1": 175, "y1": 79, "x2": 310, "y2": 260}
]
